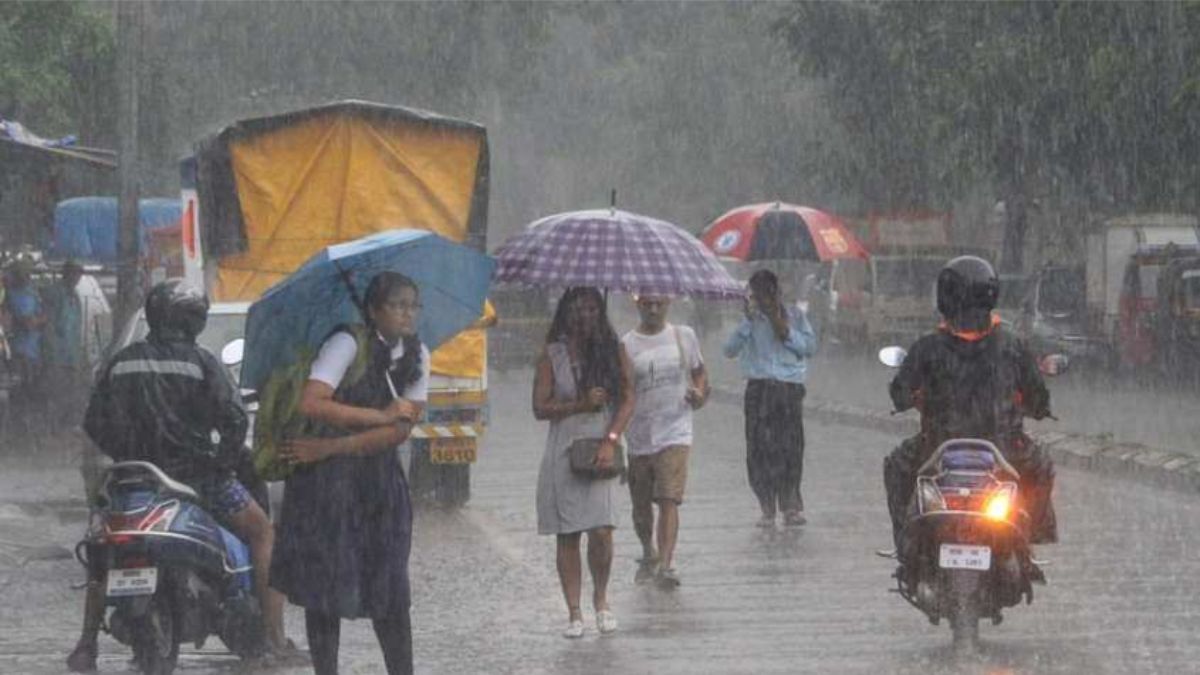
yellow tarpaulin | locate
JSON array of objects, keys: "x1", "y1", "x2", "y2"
[
  {"x1": 429, "y1": 300, "x2": 496, "y2": 377},
  {"x1": 210, "y1": 106, "x2": 490, "y2": 378}
]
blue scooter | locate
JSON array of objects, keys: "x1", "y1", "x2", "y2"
[{"x1": 75, "y1": 461, "x2": 263, "y2": 675}]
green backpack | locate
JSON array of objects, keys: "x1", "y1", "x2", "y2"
[{"x1": 252, "y1": 325, "x2": 373, "y2": 480}]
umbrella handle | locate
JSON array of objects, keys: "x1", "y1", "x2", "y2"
[{"x1": 385, "y1": 369, "x2": 400, "y2": 401}]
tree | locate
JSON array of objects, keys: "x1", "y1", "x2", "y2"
[
  {"x1": 778, "y1": 2, "x2": 1200, "y2": 270},
  {"x1": 0, "y1": 1, "x2": 115, "y2": 143}
]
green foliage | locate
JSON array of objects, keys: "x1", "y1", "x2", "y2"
[
  {"x1": 778, "y1": 2, "x2": 1200, "y2": 213},
  {"x1": 0, "y1": 1, "x2": 114, "y2": 137}
]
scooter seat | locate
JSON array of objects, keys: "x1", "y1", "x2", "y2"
[
  {"x1": 941, "y1": 449, "x2": 996, "y2": 472},
  {"x1": 106, "y1": 461, "x2": 200, "y2": 501}
]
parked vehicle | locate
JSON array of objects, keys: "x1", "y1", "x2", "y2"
[
  {"x1": 825, "y1": 213, "x2": 989, "y2": 348},
  {"x1": 77, "y1": 461, "x2": 263, "y2": 674},
  {"x1": 179, "y1": 101, "x2": 493, "y2": 508},
  {"x1": 1153, "y1": 255, "x2": 1200, "y2": 385},
  {"x1": 1084, "y1": 213, "x2": 1200, "y2": 370},
  {"x1": 1010, "y1": 265, "x2": 1112, "y2": 370}
]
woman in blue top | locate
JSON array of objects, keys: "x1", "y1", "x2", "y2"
[{"x1": 724, "y1": 269, "x2": 817, "y2": 528}]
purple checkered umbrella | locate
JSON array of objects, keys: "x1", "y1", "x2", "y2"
[{"x1": 493, "y1": 209, "x2": 745, "y2": 299}]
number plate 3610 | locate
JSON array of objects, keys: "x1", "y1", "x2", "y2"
[{"x1": 430, "y1": 438, "x2": 477, "y2": 464}]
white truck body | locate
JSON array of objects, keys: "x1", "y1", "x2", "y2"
[{"x1": 1085, "y1": 213, "x2": 1200, "y2": 339}]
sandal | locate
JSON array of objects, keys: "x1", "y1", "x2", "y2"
[
  {"x1": 563, "y1": 619, "x2": 585, "y2": 639},
  {"x1": 634, "y1": 556, "x2": 659, "y2": 585},
  {"x1": 595, "y1": 609, "x2": 618, "y2": 634},
  {"x1": 256, "y1": 638, "x2": 310, "y2": 667}
]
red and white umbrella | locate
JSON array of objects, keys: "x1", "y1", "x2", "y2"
[{"x1": 700, "y1": 202, "x2": 869, "y2": 262}]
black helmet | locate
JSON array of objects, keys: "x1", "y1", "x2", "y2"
[
  {"x1": 936, "y1": 256, "x2": 998, "y2": 324},
  {"x1": 145, "y1": 278, "x2": 209, "y2": 342}
]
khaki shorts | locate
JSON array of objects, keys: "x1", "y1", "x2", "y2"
[{"x1": 628, "y1": 445, "x2": 690, "y2": 505}]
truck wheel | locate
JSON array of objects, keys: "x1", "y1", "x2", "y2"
[{"x1": 409, "y1": 441, "x2": 470, "y2": 509}]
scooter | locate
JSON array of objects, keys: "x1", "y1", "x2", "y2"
[
  {"x1": 877, "y1": 346, "x2": 1064, "y2": 653},
  {"x1": 75, "y1": 461, "x2": 263, "y2": 674}
]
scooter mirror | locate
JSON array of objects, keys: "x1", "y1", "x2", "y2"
[
  {"x1": 221, "y1": 338, "x2": 245, "y2": 367},
  {"x1": 878, "y1": 345, "x2": 907, "y2": 368}
]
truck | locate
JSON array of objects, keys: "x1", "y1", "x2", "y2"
[
  {"x1": 825, "y1": 212, "x2": 987, "y2": 348},
  {"x1": 1084, "y1": 213, "x2": 1200, "y2": 371},
  {"x1": 180, "y1": 100, "x2": 493, "y2": 507}
]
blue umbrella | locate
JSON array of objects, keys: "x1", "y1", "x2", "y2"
[{"x1": 240, "y1": 229, "x2": 495, "y2": 391}]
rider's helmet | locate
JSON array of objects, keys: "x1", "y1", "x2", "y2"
[
  {"x1": 935, "y1": 255, "x2": 998, "y2": 329},
  {"x1": 145, "y1": 278, "x2": 209, "y2": 342}
]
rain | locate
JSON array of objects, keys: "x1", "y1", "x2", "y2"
[{"x1": 1, "y1": 2, "x2": 1199, "y2": 674}]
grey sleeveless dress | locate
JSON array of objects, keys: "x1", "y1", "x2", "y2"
[{"x1": 536, "y1": 342, "x2": 619, "y2": 535}]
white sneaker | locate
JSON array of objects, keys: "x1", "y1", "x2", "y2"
[
  {"x1": 595, "y1": 609, "x2": 618, "y2": 634},
  {"x1": 562, "y1": 619, "x2": 585, "y2": 639}
]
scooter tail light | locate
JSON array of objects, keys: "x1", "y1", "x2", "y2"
[
  {"x1": 140, "y1": 501, "x2": 181, "y2": 532},
  {"x1": 983, "y1": 484, "x2": 1017, "y2": 521}
]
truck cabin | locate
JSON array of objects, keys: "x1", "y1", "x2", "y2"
[
  {"x1": 1158, "y1": 257, "x2": 1200, "y2": 320},
  {"x1": 1121, "y1": 245, "x2": 1200, "y2": 314},
  {"x1": 1117, "y1": 245, "x2": 1200, "y2": 366}
]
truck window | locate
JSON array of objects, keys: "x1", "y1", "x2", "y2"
[
  {"x1": 874, "y1": 257, "x2": 944, "y2": 299},
  {"x1": 997, "y1": 276, "x2": 1032, "y2": 310},
  {"x1": 1182, "y1": 271, "x2": 1200, "y2": 311}
]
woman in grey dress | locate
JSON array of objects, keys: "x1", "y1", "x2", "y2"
[{"x1": 533, "y1": 287, "x2": 635, "y2": 638}]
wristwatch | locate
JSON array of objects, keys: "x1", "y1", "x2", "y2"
[{"x1": 605, "y1": 431, "x2": 619, "y2": 443}]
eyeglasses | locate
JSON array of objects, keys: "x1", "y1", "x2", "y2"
[{"x1": 384, "y1": 301, "x2": 422, "y2": 313}]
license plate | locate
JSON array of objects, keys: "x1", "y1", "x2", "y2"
[
  {"x1": 106, "y1": 567, "x2": 158, "y2": 597},
  {"x1": 938, "y1": 544, "x2": 992, "y2": 570},
  {"x1": 429, "y1": 438, "x2": 477, "y2": 464}
]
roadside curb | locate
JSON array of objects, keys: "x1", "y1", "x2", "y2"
[{"x1": 712, "y1": 387, "x2": 1200, "y2": 494}]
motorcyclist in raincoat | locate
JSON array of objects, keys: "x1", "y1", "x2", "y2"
[
  {"x1": 883, "y1": 256, "x2": 1059, "y2": 558},
  {"x1": 67, "y1": 279, "x2": 292, "y2": 671}
]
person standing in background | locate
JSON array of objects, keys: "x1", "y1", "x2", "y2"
[{"x1": 723, "y1": 269, "x2": 817, "y2": 528}]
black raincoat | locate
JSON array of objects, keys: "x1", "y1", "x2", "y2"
[
  {"x1": 884, "y1": 324, "x2": 1058, "y2": 546},
  {"x1": 84, "y1": 335, "x2": 248, "y2": 484}
]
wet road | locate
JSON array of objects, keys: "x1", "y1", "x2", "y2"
[{"x1": 2, "y1": 372, "x2": 1200, "y2": 673}]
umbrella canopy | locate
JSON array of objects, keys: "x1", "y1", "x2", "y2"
[
  {"x1": 700, "y1": 202, "x2": 870, "y2": 262},
  {"x1": 493, "y1": 208, "x2": 744, "y2": 299},
  {"x1": 241, "y1": 229, "x2": 494, "y2": 390}
]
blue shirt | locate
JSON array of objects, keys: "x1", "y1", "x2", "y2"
[
  {"x1": 5, "y1": 287, "x2": 42, "y2": 362},
  {"x1": 723, "y1": 308, "x2": 817, "y2": 384}
]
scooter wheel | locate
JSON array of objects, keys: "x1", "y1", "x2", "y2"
[{"x1": 131, "y1": 592, "x2": 180, "y2": 675}]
